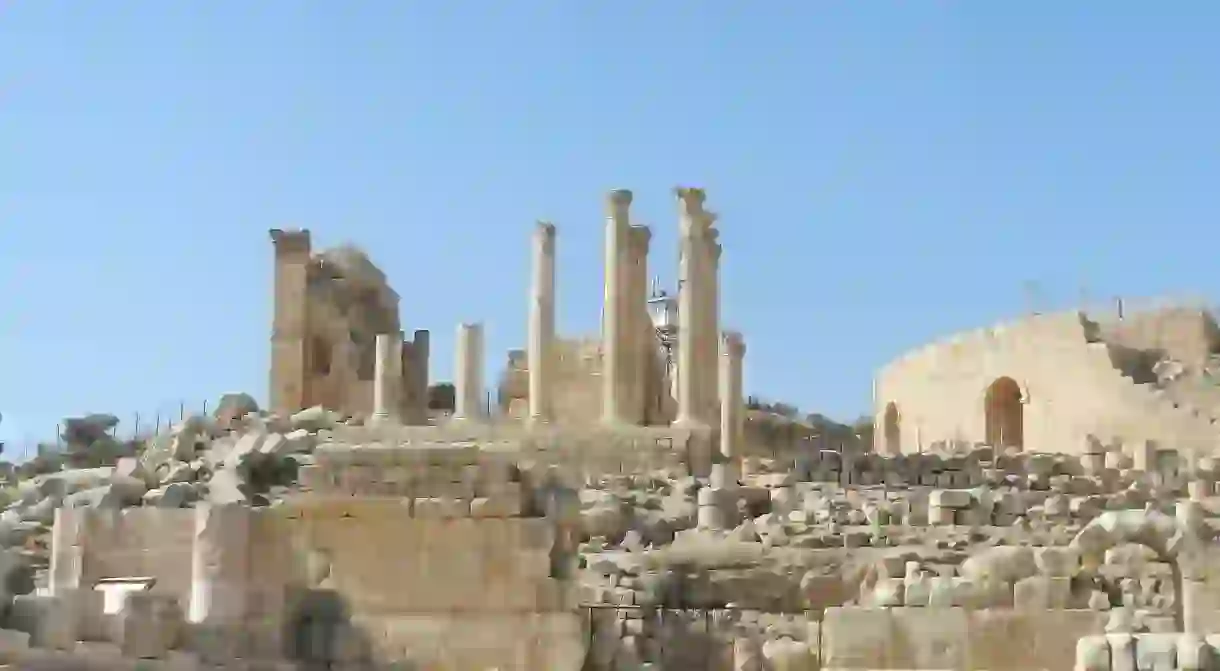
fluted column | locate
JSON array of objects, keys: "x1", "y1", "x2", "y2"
[
  {"x1": 602, "y1": 189, "x2": 632, "y2": 424},
  {"x1": 372, "y1": 332, "x2": 403, "y2": 424},
  {"x1": 529, "y1": 221, "x2": 557, "y2": 424},
  {"x1": 718, "y1": 331, "x2": 746, "y2": 485},
  {"x1": 454, "y1": 322, "x2": 485, "y2": 420}
]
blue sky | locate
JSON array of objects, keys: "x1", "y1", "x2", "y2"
[{"x1": 2, "y1": 2, "x2": 1219, "y2": 456}]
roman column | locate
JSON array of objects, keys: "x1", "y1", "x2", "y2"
[
  {"x1": 718, "y1": 331, "x2": 746, "y2": 485},
  {"x1": 701, "y1": 222, "x2": 723, "y2": 422},
  {"x1": 624, "y1": 225, "x2": 652, "y2": 425},
  {"x1": 454, "y1": 322, "x2": 485, "y2": 420},
  {"x1": 372, "y1": 332, "x2": 403, "y2": 424},
  {"x1": 675, "y1": 187, "x2": 720, "y2": 426},
  {"x1": 602, "y1": 189, "x2": 632, "y2": 424},
  {"x1": 529, "y1": 222, "x2": 557, "y2": 424}
]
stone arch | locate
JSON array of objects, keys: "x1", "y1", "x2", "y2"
[
  {"x1": 984, "y1": 376, "x2": 1024, "y2": 449},
  {"x1": 1069, "y1": 509, "x2": 1207, "y2": 632},
  {"x1": 883, "y1": 402, "x2": 901, "y2": 454}
]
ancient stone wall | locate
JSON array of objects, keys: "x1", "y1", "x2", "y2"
[
  {"x1": 499, "y1": 329, "x2": 674, "y2": 427},
  {"x1": 875, "y1": 310, "x2": 1220, "y2": 456},
  {"x1": 269, "y1": 229, "x2": 429, "y2": 421}
]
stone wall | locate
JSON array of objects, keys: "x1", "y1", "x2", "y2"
[
  {"x1": 269, "y1": 229, "x2": 429, "y2": 421},
  {"x1": 875, "y1": 310, "x2": 1220, "y2": 456}
]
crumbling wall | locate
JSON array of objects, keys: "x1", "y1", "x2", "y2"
[{"x1": 269, "y1": 229, "x2": 429, "y2": 421}]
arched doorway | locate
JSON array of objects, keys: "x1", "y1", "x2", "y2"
[
  {"x1": 984, "y1": 377, "x2": 1024, "y2": 449},
  {"x1": 883, "y1": 402, "x2": 901, "y2": 454}
]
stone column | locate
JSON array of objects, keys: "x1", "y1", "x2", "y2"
[
  {"x1": 623, "y1": 225, "x2": 652, "y2": 425},
  {"x1": 372, "y1": 332, "x2": 403, "y2": 424},
  {"x1": 269, "y1": 228, "x2": 312, "y2": 415},
  {"x1": 675, "y1": 188, "x2": 719, "y2": 426},
  {"x1": 602, "y1": 189, "x2": 632, "y2": 424},
  {"x1": 529, "y1": 221, "x2": 557, "y2": 424},
  {"x1": 701, "y1": 226, "x2": 723, "y2": 422},
  {"x1": 454, "y1": 322, "x2": 485, "y2": 420},
  {"x1": 189, "y1": 504, "x2": 250, "y2": 659},
  {"x1": 717, "y1": 331, "x2": 746, "y2": 486},
  {"x1": 403, "y1": 329, "x2": 430, "y2": 424}
]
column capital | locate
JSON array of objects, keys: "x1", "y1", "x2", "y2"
[
  {"x1": 628, "y1": 225, "x2": 652, "y2": 252},
  {"x1": 675, "y1": 186, "x2": 707, "y2": 212},
  {"x1": 535, "y1": 220, "x2": 557, "y2": 236},
  {"x1": 721, "y1": 330, "x2": 746, "y2": 357},
  {"x1": 607, "y1": 189, "x2": 634, "y2": 208}
]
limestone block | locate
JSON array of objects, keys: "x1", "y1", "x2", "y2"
[
  {"x1": 929, "y1": 489, "x2": 973, "y2": 510},
  {"x1": 820, "y1": 608, "x2": 890, "y2": 669},
  {"x1": 0, "y1": 628, "x2": 30, "y2": 663},
  {"x1": 412, "y1": 497, "x2": 471, "y2": 518},
  {"x1": 889, "y1": 606, "x2": 969, "y2": 669},
  {"x1": 927, "y1": 505, "x2": 954, "y2": 525},
  {"x1": 118, "y1": 592, "x2": 183, "y2": 658},
  {"x1": 1076, "y1": 634, "x2": 1111, "y2": 671},
  {"x1": 1014, "y1": 576, "x2": 1070, "y2": 610},
  {"x1": 470, "y1": 492, "x2": 523, "y2": 517},
  {"x1": 1134, "y1": 633, "x2": 1178, "y2": 671},
  {"x1": 1176, "y1": 633, "x2": 1211, "y2": 670},
  {"x1": 9, "y1": 595, "x2": 76, "y2": 651},
  {"x1": 1108, "y1": 632, "x2": 1138, "y2": 671}
]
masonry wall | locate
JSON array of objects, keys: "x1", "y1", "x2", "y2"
[
  {"x1": 874, "y1": 311, "x2": 1220, "y2": 456},
  {"x1": 77, "y1": 508, "x2": 196, "y2": 607}
]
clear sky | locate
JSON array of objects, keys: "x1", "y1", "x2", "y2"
[{"x1": 2, "y1": 2, "x2": 1219, "y2": 457}]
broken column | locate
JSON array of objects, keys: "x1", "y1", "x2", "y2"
[
  {"x1": 269, "y1": 228, "x2": 312, "y2": 415},
  {"x1": 529, "y1": 221, "x2": 557, "y2": 424},
  {"x1": 674, "y1": 187, "x2": 721, "y2": 427},
  {"x1": 189, "y1": 503, "x2": 251, "y2": 659},
  {"x1": 602, "y1": 189, "x2": 632, "y2": 424},
  {"x1": 454, "y1": 322, "x2": 485, "y2": 420},
  {"x1": 371, "y1": 332, "x2": 403, "y2": 424},
  {"x1": 716, "y1": 331, "x2": 746, "y2": 487}
]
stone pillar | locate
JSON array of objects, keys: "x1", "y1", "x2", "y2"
[
  {"x1": 602, "y1": 189, "x2": 632, "y2": 424},
  {"x1": 717, "y1": 331, "x2": 746, "y2": 486},
  {"x1": 701, "y1": 221, "x2": 723, "y2": 423},
  {"x1": 675, "y1": 187, "x2": 720, "y2": 427},
  {"x1": 402, "y1": 329, "x2": 430, "y2": 424},
  {"x1": 454, "y1": 322, "x2": 485, "y2": 420},
  {"x1": 189, "y1": 504, "x2": 250, "y2": 659},
  {"x1": 269, "y1": 228, "x2": 312, "y2": 415},
  {"x1": 49, "y1": 507, "x2": 85, "y2": 596},
  {"x1": 372, "y1": 332, "x2": 403, "y2": 424},
  {"x1": 623, "y1": 225, "x2": 652, "y2": 425},
  {"x1": 529, "y1": 221, "x2": 557, "y2": 424}
]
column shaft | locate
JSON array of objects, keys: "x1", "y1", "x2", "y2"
[
  {"x1": 602, "y1": 190, "x2": 632, "y2": 424},
  {"x1": 454, "y1": 322, "x2": 485, "y2": 420},
  {"x1": 269, "y1": 228, "x2": 312, "y2": 415},
  {"x1": 372, "y1": 332, "x2": 403, "y2": 423},
  {"x1": 718, "y1": 331, "x2": 746, "y2": 485},
  {"x1": 675, "y1": 188, "x2": 719, "y2": 426},
  {"x1": 188, "y1": 504, "x2": 250, "y2": 625},
  {"x1": 623, "y1": 225, "x2": 652, "y2": 425},
  {"x1": 529, "y1": 222, "x2": 557, "y2": 423}
]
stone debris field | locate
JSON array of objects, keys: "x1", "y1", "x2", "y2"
[{"x1": 1, "y1": 188, "x2": 1220, "y2": 670}]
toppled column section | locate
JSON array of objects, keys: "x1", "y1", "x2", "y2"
[
  {"x1": 529, "y1": 221, "x2": 557, "y2": 424},
  {"x1": 602, "y1": 189, "x2": 633, "y2": 425},
  {"x1": 455, "y1": 322, "x2": 486, "y2": 420},
  {"x1": 372, "y1": 331, "x2": 403, "y2": 424}
]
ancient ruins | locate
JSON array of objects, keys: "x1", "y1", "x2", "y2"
[{"x1": 2, "y1": 187, "x2": 1220, "y2": 669}]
